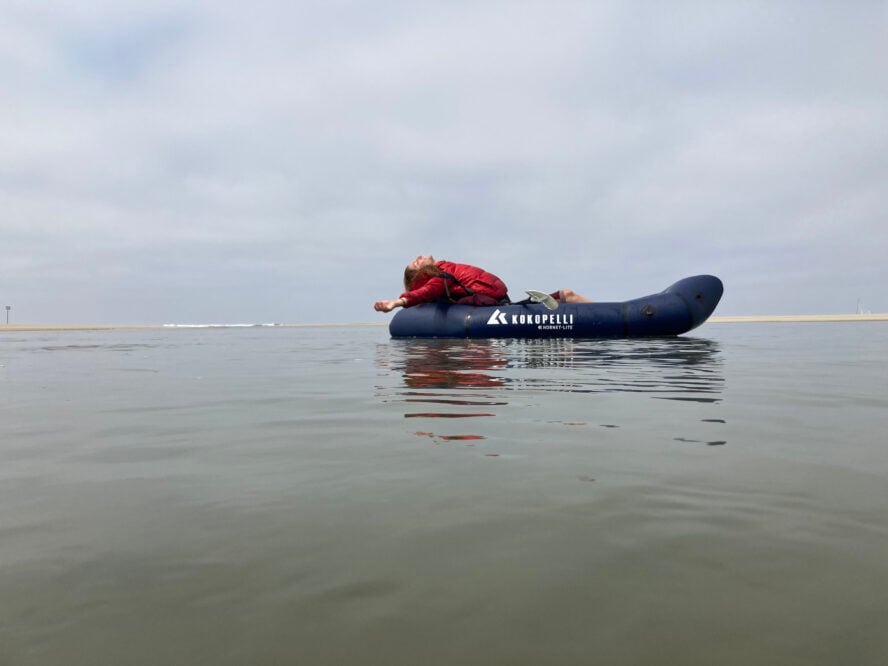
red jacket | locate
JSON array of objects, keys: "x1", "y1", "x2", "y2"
[{"x1": 400, "y1": 261, "x2": 509, "y2": 307}]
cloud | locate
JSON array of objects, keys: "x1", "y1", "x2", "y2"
[{"x1": 1, "y1": 1, "x2": 886, "y2": 322}]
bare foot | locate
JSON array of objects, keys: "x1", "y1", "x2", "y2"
[{"x1": 558, "y1": 289, "x2": 592, "y2": 303}]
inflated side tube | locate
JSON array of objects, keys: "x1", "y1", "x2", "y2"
[{"x1": 389, "y1": 275, "x2": 723, "y2": 339}]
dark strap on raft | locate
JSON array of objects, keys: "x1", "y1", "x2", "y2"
[
  {"x1": 438, "y1": 271, "x2": 511, "y2": 305},
  {"x1": 438, "y1": 271, "x2": 476, "y2": 300}
]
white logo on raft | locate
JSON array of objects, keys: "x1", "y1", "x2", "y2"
[
  {"x1": 486, "y1": 309, "x2": 575, "y2": 327},
  {"x1": 487, "y1": 310, "x2": 509, "y2": 325}
]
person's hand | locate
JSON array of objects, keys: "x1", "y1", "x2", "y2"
[{"x1": 374, "y1": 299, "x2": 404, "y2": 312}]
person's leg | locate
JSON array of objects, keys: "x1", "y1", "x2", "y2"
[{"x1": 556, "y1": 289, "x2": 592, "y2": 303}]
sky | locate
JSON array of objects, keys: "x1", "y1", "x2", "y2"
[{"x1": 2, "y1": 0, "x2": 886, "y2": 324}]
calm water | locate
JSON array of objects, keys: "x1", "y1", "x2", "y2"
[{"x1": 1, "y1": 323, "x2": 887, "y2": 665}]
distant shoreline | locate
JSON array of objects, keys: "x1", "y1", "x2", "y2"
[
  {"x1": 2, "y1": 314, "x2": 887, "y2": 332},
  {"x1": 0, "y1": 322, "x2": 389, "y2": 332},
  {"x1": 707, "y1": 314, "x2": 888, "y2": 323}
]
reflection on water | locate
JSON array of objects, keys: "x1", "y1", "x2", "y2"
[
  {"x1": 375, "y1": 336, "x2": 725, "y2": 444},
  {"x1": 378, "y1": 336, "x2": 723, "y2": 397}
]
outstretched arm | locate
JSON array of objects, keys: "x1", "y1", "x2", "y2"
[{"x1": 374, "y1": 297, "x2": 407, "y2": 312}]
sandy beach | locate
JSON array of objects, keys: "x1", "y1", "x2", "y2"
[
  {"x1": 707, "y1": 313, "x2": 888, "y2": 323},
  {"x1": 1, "y1": 314, "x2": 886, "y2": 332},
  {"x1": 0, "y1": 323, "x2": 389, "y2": 332}
]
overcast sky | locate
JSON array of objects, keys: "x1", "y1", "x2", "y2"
[{"x1": 2, "y1": 0, "x2": 886, "y2": 324}]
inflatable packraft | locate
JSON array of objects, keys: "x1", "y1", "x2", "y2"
[{"x1": 389, "y1": 275, "x2": 723, "y2": 338}]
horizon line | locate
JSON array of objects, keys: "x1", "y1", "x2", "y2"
[{"x1": 2, "y1": 313, "x2": 888, "y2": 332}]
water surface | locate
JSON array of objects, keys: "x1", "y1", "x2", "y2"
[{"x1": 1, "y1": 323, "x2": 886, "y2": 665}]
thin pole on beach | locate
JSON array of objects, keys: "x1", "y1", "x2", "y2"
[{"x1": 5, "y1": 306, "x2": 9, "y2": 324}]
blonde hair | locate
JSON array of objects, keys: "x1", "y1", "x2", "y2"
[{"x1": 403, "y1": 264, "x2": 444, "y2": 290}]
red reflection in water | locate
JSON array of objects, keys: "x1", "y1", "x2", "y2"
[
  {"x1": 400, "y1": 342, "x2": 509, "y2": 390},
  {"x1": 406, "y1": 369, "x2": 505, "y2": 389},
  {"x1": 405, "y1": 412, "x2": 494, "y2": 418},
  {"x1": 404, "y1": 398, "x2": 507, "y2": 406},
  {"x1": 413, "y1": 431, "x2": 487, "y2": 444},
  {"x1": 390, "y1": 342, "x2": 508, "y2": 431}
]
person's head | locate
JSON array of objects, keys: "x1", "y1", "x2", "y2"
[
  {"x1": 403, "y1": 255, "x2": 440, "y2": 290},
  {"x1": 408, "y1": 255, "x2": 435, "y2": 271}
]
